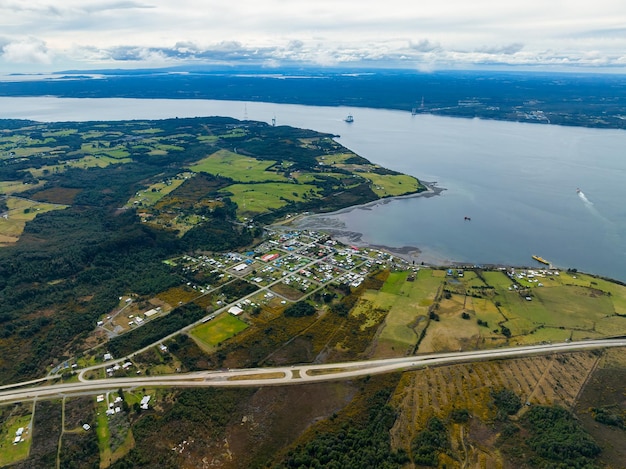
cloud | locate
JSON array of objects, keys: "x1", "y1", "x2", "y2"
[
  {"x1": 409, "y1": 39, "x2": 441, "y2": 53},
  {"x1": 475, "y1": 43, "x2": 524, "y2": 55},
  {"x1": 1, "y1": 1, "x2": 625, "y2": 73},
  {"x1": 1, "y1": 38, "x2": 52, "y2": 64}
]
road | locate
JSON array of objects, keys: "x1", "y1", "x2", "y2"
[{"x1": 1, "y1": 339, "x2": 624, "y2": 405}]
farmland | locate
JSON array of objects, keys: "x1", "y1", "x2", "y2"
[{"x1": 1, "y1": 115, "x2": 625, "y2": 468}]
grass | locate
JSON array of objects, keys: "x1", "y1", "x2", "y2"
[
  {"x1": 368, "y1": 266, "x2": 626, "y2": 353},
  {"x1": 371, "y1": 270, "x2": 442, "y2": 354},
  {"x1": 0, "y1": 196, "x2": 67, "y2": 244},
  {"x1": 124, "y1": 173, "x2": 192, "y2": 208},
  {"x1": 0, "y1": 412, "x2": 33, "y2": 466},
  {"x1": 224, "y1": 182, "x2": 319, "y2": 218},
  {"x1": 0, "y1": 181, "x2": 45, "y2": 195},
  {"x1": 95, "y1": 403, "x2": 113, "y2": 464},
  {"x1": 360, "y1": 173, "x2": 422, "y2": 197},
  {"x1": 29, "y1": 155, "x2": 132, "y2": 178},
  {"x1": 190, "y1": 314, "x2": 249, "y2": 348},
  {"x1": 190, "y1": 149, "x2": 288, "y2": 183}
]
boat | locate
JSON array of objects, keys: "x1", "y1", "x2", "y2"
[
  {"x1": 344, "y1": 114, "x2": 354, "y2": 123},
  {"x1": 532, "y1": 255, "x2": 550, "y2": 265},
  {"x1": 576, "y1": 188, "x2": 581, "y2": 193}
]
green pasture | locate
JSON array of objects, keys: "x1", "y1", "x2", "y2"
[
  {"x1": 0, "y1": 197, "x2": 67, "y2": 240},
  {"x1": 0, "y1": 180, "x2": 45, "y2": 195},
  {"x1": 190, "y1": 314, "x2": 249, "y2": 347},
  {"x1": 95, "y1": 401, "x2": 112, "y2": 462},
  {"x1": 467, "y1": 297, "x2": 505, "y2": 327},
  {"x1": 103, "y1": 148, "x2": 131, "y2": 159},
  {"x1": 125, "y1": 175, "x2": 190, "y2": 208},
  {"x1": 225, "y1": 182, "x2": 319, "y2": 217},
  {"x1": 482, "y1": 271, "x2": 513, "y2": 289},
  {"x1": 43, "y1": 129, "x2": 78, "y2": 137},
  {"x1": 318, "y1": 152, "x2": 358, "y2": 165},
  {"x1": 218, "y1": 128, "x2": 248, "y2": 139},
  {"x1": 360, "y1": 173, "x2": 422, "y2": 197},
  {"x1": 532, "y1": 285, "x2": 614, "y2": 329},
  {"x1": 0, "y1": 412, "x2": 32, "y2": 466},
  {"x1": 190, "y1": 150, "x2": 287, "y2": 183},
  {"x1": 152, "y1": 143, "x2": 184, "y2": 152},
  {"x1": 380, "y1": 271, "x2": 410, "y2": 295},
  {"x1": 374, "y1": 269, "x2": 442, "y2": 348},
  {"x1": 11, "y1": 146, "x2": 59, "y2": 157},
  {"x1": 518, "y1": 326, "x2": 572, "y2": 344},
  {"x1": 29, "y1": 155, "x2": 132, "y2": 177},
  {"x1": 133, "y1": 128, "x2": 163, "y2": 134},
  {"x1": 460, "y1": 270, "x2": 486, "y2": 288}
]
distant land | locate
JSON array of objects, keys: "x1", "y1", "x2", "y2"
[{"x1": 1, "y1": 67, "x2": 625, "y2": 129}]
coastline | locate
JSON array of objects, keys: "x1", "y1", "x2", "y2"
[{"x1": 280, "y1": 181, "x2": 450, "y2": 266}]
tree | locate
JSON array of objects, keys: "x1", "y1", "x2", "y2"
[{"x1": 284, "y1": 301, "x2": 316, "y2": 318}]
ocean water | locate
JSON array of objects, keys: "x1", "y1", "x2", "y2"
[{"x1": 1, "y1": 97, "x2": 625, "y2": 281}]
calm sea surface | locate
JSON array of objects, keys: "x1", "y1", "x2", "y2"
[{"x1": 1, "y1": 97, "x2": 625, "y2": 281}]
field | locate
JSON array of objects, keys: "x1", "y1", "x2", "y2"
[
  {"x1": 190, "y1": 314, "x2": 249, "y2": 348},
  {"x1": 360, "y1": 172, "x2": 422, "y2": 197},
  {"x1": 369, "y1": 267, "x2": 626, "y2": 356},
  {"x1": 390, "y1": 351, "x2": 602, "y2": 468},
  {"x1": 190, "y1": 150, "x2": 287, "y2": 183},
  {"x1": 124, "y1": 172, "x2": 192, "y2": 208},
  {"x1": 0, "y1": 196, "x2": 67, "y2": 245},
  {"x1": 0, "y1": 407, "x2": 33, "y2": 466},
  {"x1": 29, "y1": 155, "x2": 133, "y2": 178},
  {"x1": 226, "y1": 182, "x2": 319, "y2": 218}
]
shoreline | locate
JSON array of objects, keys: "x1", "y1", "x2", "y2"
[{"x1": 279, "y1": 181, "x2": 450, "y2": 266}]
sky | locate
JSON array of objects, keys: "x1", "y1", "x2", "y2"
[{"x1": 1, "y1": 0, "x2": 625, "y2": 74}]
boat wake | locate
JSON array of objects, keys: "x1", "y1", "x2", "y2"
[{"x1": 577, "y1": 190, "x2": 593, "y2": 206}]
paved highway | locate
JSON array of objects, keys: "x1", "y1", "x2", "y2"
[{"x1": 1, "y1": 339, "x2": 624, "y2": 405}]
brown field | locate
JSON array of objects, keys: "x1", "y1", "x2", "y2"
[
  {"x1": 30, "y1": 187, "x2": 82, "y2": 205},
  {"x1": 390, "y1": 351, "x2": 602, "y2": 468},
  {"x1": 219, "y1": 383, "x2": 356, "y2": 469},
  {"x1": 574, "y1": 349, "x2": 626, "y2": 469}
]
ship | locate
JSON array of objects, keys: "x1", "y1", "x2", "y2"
[
  {"x1": 532, "y1": 255, "x2": 550, "y2": 265},
  {"x1": 344, "y1": 114, "x2": 354, "y2": 123}
]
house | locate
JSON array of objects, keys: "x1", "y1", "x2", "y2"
[
  {"x1": 96, "y1": 395, "x2": 105, "y2": 403},
  {"x1": 103, "y1": 353, "x2": 113, "y2": 361},
  {"x1": 83, "y1": 424, "x2": 91, "y2": 431},
  {"x1": 140, "y1": 395, "x2": 151, "y2": 410}
]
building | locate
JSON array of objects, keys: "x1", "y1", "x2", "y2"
[
  {"x1": 140, "y1": 395, "x2": 151, "y2": 410},
  {"x1": 228, "y1": 306, "x2": 244, "y2": 316}
]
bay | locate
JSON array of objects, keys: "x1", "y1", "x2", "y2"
[{"x1": 1, "y1": 97, "x2": 625, "y2": 281}]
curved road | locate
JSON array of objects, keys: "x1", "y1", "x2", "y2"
[{"x1": 0, "y1": 339, "x2": 624, "y2": 405}]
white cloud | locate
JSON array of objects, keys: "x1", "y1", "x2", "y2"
[
  {"x1": 1, "y1": 38, "x2": 52, "y2": 64},
  {"x1": 0, "y1": 1, "x2": 625, "y2": 72}
]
